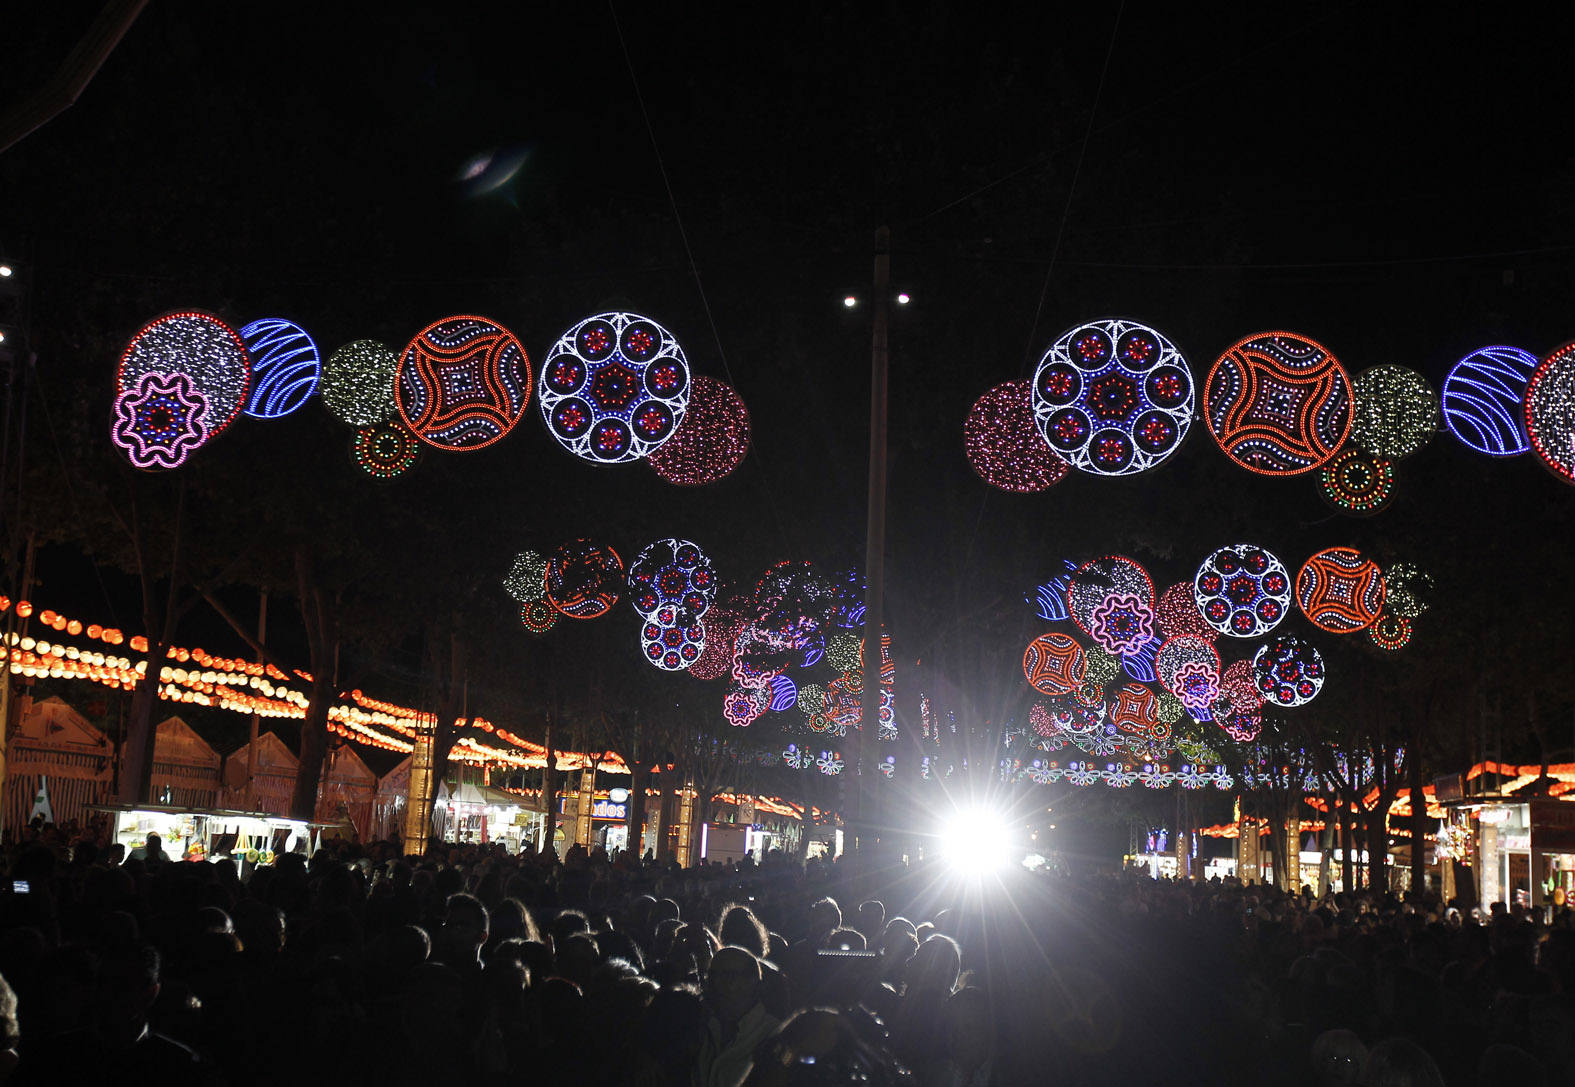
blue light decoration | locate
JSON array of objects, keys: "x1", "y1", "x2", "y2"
[
  {"x1": 768, "y1": 673, "x2": 798, "y2": 713},
  {"x1": 627, "y1": 538, "x2": 717, "y2": 621},
  {"x1": 1253, "y1": 634, "x2": 1325, "y2": 707},
  {"x1": 825, "y1": 568, "x2": 867, "y2": 629},
  {"x1": 1120, "y1": 635, "x2": 1159, "y2": 682},
  {"x1": 782, "y1": 744, "x2": 814, "y2": 770},
  {"x1": 1442, "y1": 345, "x2": 1538, "y2": 457},
  {"x1": 240, "y1": 318, "x2": 321, "y2": 419},
  {"x1": 538, "y1": 311, "x2": 691, "y2": 464},
  {"x1": 1031, "y1": 318, "x2": 1195, "y2": 476},
  {"x1": 1030, "y1": 576, "x2": 1071, "y2": 623},
  {"x1": 1192, "y1": 544, "x2": 1292, "y2": 638}
]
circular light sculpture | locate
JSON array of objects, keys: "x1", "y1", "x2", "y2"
[
  {"x1": 539, "y1": 311, "x2": 690, "y2": 463},
  {"x1": 1109, "y1": 683, "x2": 1163, "y2": 740},
  {"x1": 640, "y1": 608, "x2": 706, "y2": 671},
  {"x1": 1350, "y1": 365, "x2": 1440, "y2": 459},
  {"x1": 1318, "y1": 447, "x2": 1395, "y2": 515},
  {"x1": 1023, "y1": 633, "x2": 1087, "y2": 695},
  {"x1": 1031, "y1": 318, "x2": 1194, "y2": 476},
  {"x1": 1296, "y1": 547, "x2": 1386, "y2": 633},
  {"x1": 1368, "y1": 613, "x2": 1412, "y2": 651},
  {"x1": 1253, "y1": 634, "x2": 1325, "y2": 706},
  {"x1": 1525, "y1": 343, "x2": 1575, "y2": 484},
  {"x1": 688, "y1": 607, "x2": 745, "y2": 681},
  {"x1": 322, "y1": 340, "x2": 399, "y2": 426},
  {"x1": 965, "y1": 380, "x2": 1070, "y2": 491},
  {"x1": 545, "y1": 540, "x2": 624, "y2": 619},
  {"x1": 520, "y1": 599, "x2": 557, "y2": 635},
  {"x1": 1155, "y1": 581, "x2": 1216, "y2": 641},
  {"x1": 1067, "y1": 555, "x2": 1155, "y2": 641},
  {"x1": 627, "y1": 538, "x2": 718, "y2": 621},
  {"x1": 1442, "y1": 345, "x2": 1537, "y2": 457},
  {"x1": 1084, "y1": 646, "x2": 1122, "y2": 688},
  {"x1": 117, "y1": 311, "x2": 251, "y2": 439},
  {"x1": 825, "y1": 632, "x2": 862, "y2": 673},
  {"x1": 1204, "y1": 331, "x2": 1353, "y2": 475},
  {"x1": 724, "y1": 687, "x2": 764, "y2": 728},
  {"x1": 767, "y1": 673, "x2": 798, "y2": 713},
  {"x1": 503, "y1": 551, "x2": 550, "y2": 603},
  {"x1": 1380, "y1": 561, "x2": 1432, "y2": 619},
  {"x1": 797, "y1": 682, "x2": 827, "y2": 715},
  {"x1": 1155, "y1": 635, "x2": 1221, "y2": 715},
  {"x1": 240, "y1": 318, "x2": 320, "y2": 419},
  {"x1": 395, "y1": 315, "x2": 532, "y2": 450},
  {"x1": 111, "y1": 372, "x2": 211, "y2": 470},
  {"x1": 648, "y1": 375, "x2": 750, "y2": 485},
  {"x1": 1192, "y1": 544, "x2": 1292, "y2": 638},
  {"x1": 352, "y1": 420, "x2": 421, "y2": 480}
]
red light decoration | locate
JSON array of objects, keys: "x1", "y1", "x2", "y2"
[
  {"x1": 1204, "y1": 332, "x2": 1353, "y2": 475},
  {"x1": 1155, "y1": 634, "x2": 1221, "y2": 714},
  {"x1": 395, "y1": 315, "x2": 533, "y2": 451},
  {"x1": 1067, "y1": 555, "x2": 1155, "y2": 641},
  {"x1": 688, "y1": 606, "x2": 745, "y2": 681},
  {"x1": 1296, "y1": 546, "x2": 1385, "y2": 633},
  {"x1": 1525, "y1": 343, "x2": 1575, "y2": 484},
  {"x1": 1368, "y1": 613, "x2": 1412, "y2": 651},
  {"x1": 1109, "y1": 683, "x2": 1164, "y2": 740},
  {"x1": 545, "y1": 540, "x2": 624, "y2": 619},
  {"x1": 1022, "y1": 633, "x2": 1087, "y2": 695},
  {"x1": 648, "y1": 375, "x2": 750, "y2": 486},
  {"x1": 352, "y1": 420, "x2": 421, "y2": 480},
  {"x1": 1192, "y1": 544, "x2": 1292, "y2": 639},
  {"x1": 963, "y1": 380, "x2": 1069, "y2": 492},
  {"x1": 116, "y1": 311, "x2": 252, "y2": 441},
  {"x1": 1155, "y1": 581, "x2": 1215, "y2": 641},
  {"x1": 1253, "y1": 634, "x2": 1325, "y2": 706},
  {"x1": 640, "y1": 606, "x2": 706, "y2": 671},
  {"x1": 1318, "y1": 447, "x2": 1395, "y2": 515},
  {"x1": 520, "y1": 600, "x2": 557, "y2": 635}
]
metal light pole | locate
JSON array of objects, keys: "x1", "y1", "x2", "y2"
[{"x1": 852, "y1": 226, "x2": 891, "y2": 852}]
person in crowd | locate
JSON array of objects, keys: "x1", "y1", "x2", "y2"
[{"x1": 698, "y1": 946, "x2": 782, "y2": 1087}]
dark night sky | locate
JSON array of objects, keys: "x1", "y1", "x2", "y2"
[{"x1": 2, "y1": 2, "x2": 1574, "y2": 773}]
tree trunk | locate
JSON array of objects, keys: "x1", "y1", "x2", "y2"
[
  {"x1": 1408, "y1": 740, "x2": 1428, "y2": 898},
  {"x1": 628, "y1": 763, "x2": 650, "y2": 858},
  {"x1": 542, "y1": 720, "x2": 559, "y2": 856},
  {"x1": 656, "y1": 764, "x2": 675, "y2": 861},
  {"x1": 289, "y1": 670, "x2": 335, "y2": 821},
  {"x1": 117, "y1": 637, "x2": 167, "y2": 804}
]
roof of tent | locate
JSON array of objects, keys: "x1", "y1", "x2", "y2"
[
  {"x1": 15, "y1": 697, "x2": 109, "y2": 749},
  {"x1": 154, "y1": 716, "x2": 221, "y2": 769},
  {"x1": 222, "y1": 731, "x2": 299, "y2": 788}
]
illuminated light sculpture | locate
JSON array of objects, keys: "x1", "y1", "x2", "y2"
[
  {"x1": 1381, "y1": 562, "x2": 1432, "y2": 619},
  {"x1": 520, "y1": 599, "x2": 557, "y2": 635},
  {"x1": 352, "y1": 420, "x2": 421, "y2": 480},
  {"x1": 825, "y1": 632, "x2": 862, "y2": 673},
  {"x1": 964, "y1": 380, "x2": 1070, "y2": 491},
  {"x1": 1204, "y1": 331, "x2": 1353, "y2": 475},
  {"x1": 688, "y1": 606, "x2": 744, "y2": 681},
  {"x1": 768, "y1": 673, "x2": 798, "y2": 713},
  {"x1": 1084, "y1": 646, "x2": 1121, "y2": 688},
  {"x1": 731, "y1": 626, "x2": 784, "y2": 689},
  {"x1": 322, "y1": 340, "x2": 399, "y2": 426},
  {"x1": 240, "y1": 318, "x2": 320, "y2": 419},
  {"x1": 1030, "y1": 702, "x2": 1056, "y2": 739},
  {"x1": 640, "y1": 611, "x2": 705, "y2": 671},
  {"x1": 1087, "y1": 594, "x2": 1156, "y2": 656},
  {"x1": 1155, "y1": 635, "x2": 1221, "y2": 714},
  {"x1": 782, "y1": 744, "x2": 814, "y2": 770},
  {"x1": 797, "y1": 682, "x2": 826, "y2": 715},
  {"x1": 1350, "y1": 365, "x2": 1440, "y2": 459},
  {"x1": 545, "y1": 540, "x2": 624, "y2": 619},
  {"x1": 648, "y1": 375, "x2": 749, "y2": 485},
  {"x1": 1155, "y1": 581, "x2": 1216, "y2": 641},
  {"x1": 1121, "y1": 636, "x2": 1159, "y2": 682},
  {"x1": 825, "y1": 568, "x2": 867, "y2": 630},
  {"x1": 1022, "y1": 633, "x2": 1087, "y2": 695},
  {"x1": 503, "y1": 551, "x2": 550, "y2": 603},
  {"x1": 1296, "y1": 547, "x2": 1386, "y2": 633},
  {"x1": 627, "y1": 538, "x2": 717, "y2": 620},
  {"x1": 1318, "y1": 447, "x2": 1395, "y2": 515},
  {"x1": 1030, "y1": 318, "x2": 1194, "y2": 476},
  {"x1": 1220, "y1": 708, "x2": 1264, "y2": 743},
  {"x1": 1030, "y1": 574, "x2": 1072, "y2": 623},
  {"x1": 1525, "y1": 343, "x2": 1575, "y2": 484},
  {"x1": 1253, "y1": 634, "x2": 1325, "y2": 706},
  {"x1": 539, "y1": 311, "x2": 690, "y2": 463},
  {"x1": 395, "y1": 315, "x2": 532, "y2": 450},
  {"x1": 1109, "y1": 683, "x2": 1163, "y2": 740},
  {"x1": 1442, "y1": 345, "x2": 1538, "y2": 457},
  {"x1": 117, "y1": 312, "x2": 251, "y2": 441},
  {"x1": 1067, "y1": 555, "x2": 1155, "y2": 641},
  {"x1": 724, "y1": 687, "x2": 763, "y2": 728},
  {"x1": 1216, "y1": 658, "x2": 1262, "y2": 713},
  {"x1": 1192, "y1": 544, "x2": 1292, "y2": 638},
  {"x1": 1368, "y1": 613, "x2": 1412, "y2": 651},
  {"x1": 817, "y1": 751, "x2": 844, "y2": 776},
  {"x1": 110, "y1": 372, "x2": 211, "y2": 470}
]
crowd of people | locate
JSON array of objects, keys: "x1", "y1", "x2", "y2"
[{"x1": 0, "y1": 818, "x2": 1573, "y2": 1086}]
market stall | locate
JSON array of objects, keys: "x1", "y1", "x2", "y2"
[
  {"x1": 220, "y1": 731, "x2": 298, "y2": 814},
  {"x1": 373, "y1": 755, "x2": 410, "y2": 842},
  {"x1": 316, "y1": 743, "x2": 376, "y2": 840},
  {"x1": 92, "y1": 804, "x2": 315, "y2": 864},
  {"x1": 149, "y1": 715, "x2": 223, "y2": 809},
  {"x1": 3, "y1": 696, "x2": 113, "y2": 831}
]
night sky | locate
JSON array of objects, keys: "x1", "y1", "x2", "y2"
[{"x1": 3, "y1": 4, "x2": 1574, "y2": 833}]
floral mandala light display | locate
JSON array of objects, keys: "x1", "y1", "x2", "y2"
[
  {"x1": 627, "y1": 538, "x2": 717, "y2": 621},
  {"x1": 964, "y1": 380, "x2": 1070, "y2": 491},
  {"x1": 1205, "y1": 332, "x2": 1352, "y2": 475},
  {"x1": 322, "y1": 340, "x2": 399, "y2": 426},
  {"x1": 1318, "y1": 447, "x2": 1395, "y2": 515},
  {"x1": 111, "y1": 372, "x2": 211, "y2": 470},
  {"x1": 724, "y1": 688, "x2": 763, "y2": 728},
  {"x1": 240, "y1": 318, "x2": 320, "y2": 419},
  {"x1": 396, "y1": 315, "x2": 533, "y2": 450},
  {"x1": 1253, "y1": 634, "x2": 1325, "y2": 706},
  {"x1": 1088, "y1": 594, "x2": 1155, "y2": 655},
  {"x1": 545, "y1": 540, "x2": 624, "y2": 619},
  {"x1": 520, "y1": 599, "x2": 557, "y2": 635},
  {"x1": 503, "y1": 551, "x2": 549, "y2": 603},
  {"x1": 1296, "y1": 547, "x2": 1386, "y2": 633},
  {"x1": 352, "y1": 420, "x2": 421, "y2": 480},
  {"x1": 648, "y1": 375, "x2": 750, "y2": 485},
  {"x1": 1525, "y1": 343, "x2": 1575, "y2": 484},
  {"x1": 1031, "y1": 318, "x2": 1194, "y2": 476},
  {"x1": 1067, "y1": 556, "x2": 1155, "y2": 641},
  {"x1": 1368, "y1": 613, "x2": 1412, "y2": 651},
  {"x1": 1192, "y1": 544, "x2": 1291, "y2": 638},
  {"x1": 1442, "y1": 345, "x2": 1538, "y2": 457},
  {"x1": 539, "y1": 311, "x2": 690, "y2": 464},
  {"x1": 1350, "y1": 365, "x2": 1440, "y2": 459},
  {"x1": 117, "y1": 312, "x2": 251, "y2": 439},
  {"x1": 1155, "y1": 635, "x2": 1220, "y2": 705},
  {"x1": 640, "y1": 607, "x2": 705, "y2": 671},
  {"x1": 1023, "y1": 633, "x2": 1087, "y2": 695}
]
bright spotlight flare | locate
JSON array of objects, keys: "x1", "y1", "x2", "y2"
[{"x1": 938, "y1": 805, "x2": 1016, "y2": 874}]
